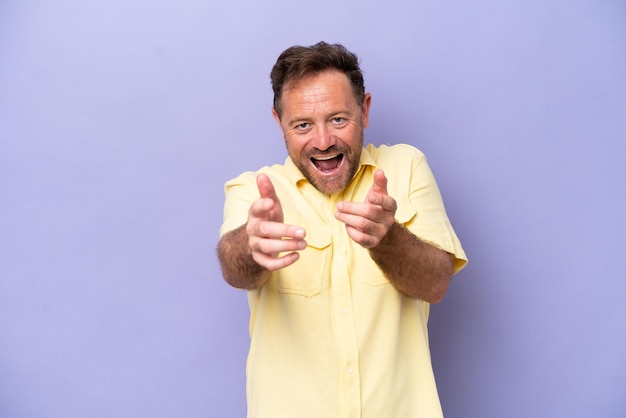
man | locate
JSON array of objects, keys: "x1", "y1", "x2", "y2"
[{"x1": 217, "y1": 41, "x2": 467, "y2": 418}]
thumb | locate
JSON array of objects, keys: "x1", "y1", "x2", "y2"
[
  {"x1": 256, "y1": 174, "x2": 284, "y2": 222},
  {"x1": 257, "y1": 174, "x2": 279, "y2": 202},
  {"x1": 369, "y1": 169, "x2": 388, "y2": 197}
]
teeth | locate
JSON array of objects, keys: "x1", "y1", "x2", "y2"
[{"x1": 313, "y1": 155, "x2": 338, "y2": 161}]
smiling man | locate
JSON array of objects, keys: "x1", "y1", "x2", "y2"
[{"x1": 217, "y1": 42, "x2": 467, "y2": 418}]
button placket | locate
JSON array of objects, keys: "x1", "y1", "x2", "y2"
[{"x1": 330, "y1": 193, "x2": 362, "y2": 417}]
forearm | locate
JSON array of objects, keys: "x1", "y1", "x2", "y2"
[
  {"x1": 217, "y1": 225, "x2": 271, "y2": 290},
  {"x1": 369, "y1": 223, "x2": 453, "y2": 303}
]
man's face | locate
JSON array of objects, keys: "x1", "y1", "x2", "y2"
[{"x1": 273, "y1": 70, "x2": 371, "y2": 195}]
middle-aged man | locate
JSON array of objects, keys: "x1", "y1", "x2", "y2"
[{"x1": 217, "y1": 41, "x2": 467, "y2": 418}]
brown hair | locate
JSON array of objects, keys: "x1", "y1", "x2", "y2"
[{"x1": 270, "y1": 41, "x2": 365, "y2": 118}]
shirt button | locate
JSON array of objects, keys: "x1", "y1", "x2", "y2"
[
  {"x1": 346, "y1": 366, "x2": 354, "y2": 374},
  {"x1": 341, "y1": 308, "x2": 349, "y2": 315},
  {"x1": 337, "y1": 255, "x2": 345, "y2": 263}
]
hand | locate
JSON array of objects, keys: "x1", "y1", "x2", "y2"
[
  {"x1": 335, "y1": 169, "x2": 397, "y2": 249},
  {"x1": 246, "y1": 174, "x2": 307, "y2": 271}
]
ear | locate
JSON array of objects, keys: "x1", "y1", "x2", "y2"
[
  {"x1": 271, "y1": 107, "x2": 285, "y2": 139},
  {"x1": 361, "y1": 93, "x2": 372, "y2": 129},
  {"x1": 271, "y1": 107, "x2": 281, "y2": 126}
]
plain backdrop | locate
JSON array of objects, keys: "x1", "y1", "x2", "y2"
[{"x1": 1, "y1": 1, "x2": 625, "y2": 417}]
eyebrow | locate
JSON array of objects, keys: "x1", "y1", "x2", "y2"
[{"x1": 287, "y1": 110, "x2": 353, "y2": 126}]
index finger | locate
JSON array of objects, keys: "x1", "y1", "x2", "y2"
[{"x1": 263, "y1": 223, "x2": 306, "y2": 240}]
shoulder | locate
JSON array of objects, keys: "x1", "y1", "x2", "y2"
[
  {"x1": 225, "y1": 160, "x2": 291, "y2": 189},
  {"x1": 365, "y1": 143, "x2": 426, "y2": 167}
]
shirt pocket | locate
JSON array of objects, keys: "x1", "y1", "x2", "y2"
[
  {"x1": 277, "y1": 225, "x2": 332, "y2": 297},
  {"x1": 362, "y1": 196, "x2": 417, "y2": 287}
]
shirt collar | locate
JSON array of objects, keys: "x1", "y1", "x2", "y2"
[{"x1": 358, "y1": 144, "x2": 378, "y2": 170}]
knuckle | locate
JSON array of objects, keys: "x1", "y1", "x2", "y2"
[
  {"x1": 356, "y1": 217, "x2": 369, "y2": 231},
  {"x1": 258, "y1": 222, "x2": 271, "y2": 236},
  {"x1": 258, "y1": 240, "x2": 274, "y2": 255},
  {"x1": 248, "y1": 235, "x2": 259, "y2": 249}
]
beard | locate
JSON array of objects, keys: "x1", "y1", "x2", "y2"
[{"x1": 288, "y1": 135, "x2": 363, "y2": 195}]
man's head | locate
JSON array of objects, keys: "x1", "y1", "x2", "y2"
[
  {"x1": 271, "y1": 42, "x2": 366, "y2": 120},
  {"x1": 270, "y1": 42, "x2": 371, "y2": 195}
]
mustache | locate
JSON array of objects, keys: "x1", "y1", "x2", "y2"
[{"x1": 308, "y1": 144, "x2": 349, "y2": 155}]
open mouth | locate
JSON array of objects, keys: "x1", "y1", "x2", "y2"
[{"x1": 311, "y1": 154, "x2": 344, "y2": 173}]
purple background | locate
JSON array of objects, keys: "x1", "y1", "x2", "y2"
[{"x1": 1, "y1": 1, "x2": 625, "y2": 417}]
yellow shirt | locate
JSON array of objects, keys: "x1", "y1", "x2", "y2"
[{"x1": 220, "y1": 144, "x2": 467, "y2": 418}]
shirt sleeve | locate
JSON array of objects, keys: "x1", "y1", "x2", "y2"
[
  {"x1": 380, "y1": 144, "x2": 468, "y2": 274},
  {"x1": 219, "y1": 171, "x2": 260, "y2": 238},
  {"x1": 410, "y1": 155, "x2": 467, "y2": 273}
]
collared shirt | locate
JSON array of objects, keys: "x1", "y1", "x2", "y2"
[{"x1": 220, "y1": 144, "x2": 467, "y2": 418}]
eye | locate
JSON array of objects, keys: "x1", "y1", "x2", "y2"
[
  {"x1": 330, "y1": 117, "x2": 348, "y2": 127},
  {"x1": 295, "y1": 122, "x2": 310, "y2": 130}
]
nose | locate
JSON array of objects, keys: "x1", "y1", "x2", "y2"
[{"x1": 311, "y1": 125, "x2": 336, "y2": 151}]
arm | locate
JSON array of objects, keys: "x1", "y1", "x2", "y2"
[
  {"x1": 335, "y1": 169, "x2": 453, "y2": 303},
  {"x1": 368, "y1": 222, "x2": 453, "y2": 303},
  {"x1": 217, "y1": 224, "x2": 271, "y2": 289},
  {"x1": 217, "y1": 174, "x2": 307, "y2": 290}
]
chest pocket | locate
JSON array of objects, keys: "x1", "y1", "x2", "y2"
[
  {"x1": 361, "y1": 196, "x2": 417, "y2": 287},
  {"x1": 276, "y1": 219, "x2": 332, "y2": 297}
]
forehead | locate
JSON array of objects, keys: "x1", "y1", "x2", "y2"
[{"x1": 281, "y1": 70, "x2": 356, "y2": 111}]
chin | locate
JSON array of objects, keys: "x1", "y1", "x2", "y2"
[
  {"x1": 310, "y1": 174, "x2": 351, "y2": 195},
  {"x1": 295, "y1": 156, "x2": 357, "y2": 195}
]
